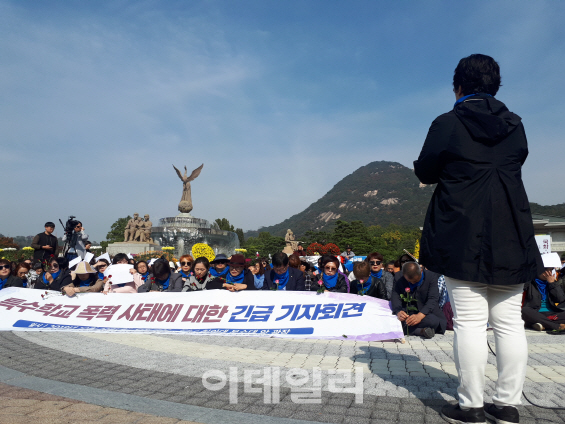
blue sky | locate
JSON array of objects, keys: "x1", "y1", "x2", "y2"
[{"x1": 1, "y1": 1, "x2": 564, "y2": 242}]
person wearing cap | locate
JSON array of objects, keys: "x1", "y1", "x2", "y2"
[
  {"x1": 61, "y1": 261, "x2": 104, "y2": 296},
  {"x1": 209, "y1": 254, "x2": 230, "y2": 278},
  {"x1": 340, "y1": 245, "x2": 355, "y2": 260},
  {"x1": 522, "y1": 253, "x2": 565, "y2": 333},
  {"x1": 30, "y1": 222, "x2": 59, "y2": 261},
  {"x1": 211, "y1": 254, "x2": 254, "y2": 291},
  {"x1": 263, "y1": 252, "x2": 305, "y2": 291}
]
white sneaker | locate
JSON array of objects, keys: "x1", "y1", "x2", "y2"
[{"x1": 532, "y1": 323, "x2": 545, "y2": 331}]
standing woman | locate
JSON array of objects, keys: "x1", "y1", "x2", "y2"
[
  {"x1": 415, "y1": 54, "x2": 543, "y2": 424},
  {"x1": 313, "y1": 255, "x2": 348, "y2": 293}
]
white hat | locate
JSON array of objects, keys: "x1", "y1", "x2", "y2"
[
  {"x1": 541, "y1": 252, "x2": 561, "y2": 268},
  {"x1": 74, "y1": 261, "x2": 96, "y2": 275},
  {"x1": 104, "y1": 264, "x2": 134, "y2": 286}
]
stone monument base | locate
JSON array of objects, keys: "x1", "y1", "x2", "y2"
[
  {"x1": 282, "y1": 246, "x2": 294, "y2": 255},
  {"x1": 106, "y1": 242, "x2": 161, "y2": 257}
]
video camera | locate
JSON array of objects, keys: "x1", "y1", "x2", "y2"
[{"x1": 60, "y1": 215, "x2": 80, "y2": 239}]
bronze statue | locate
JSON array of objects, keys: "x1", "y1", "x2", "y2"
[{"x1": 173, "y1": 163, "x2": 204, "y2": 214}]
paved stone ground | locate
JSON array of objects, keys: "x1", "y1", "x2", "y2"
[
  {"x1": 0, "y1": 382, "x2": 202, "y2": 423},
  {"x1": 0, "y1": 330, "x2": 564, "y2": 424}
]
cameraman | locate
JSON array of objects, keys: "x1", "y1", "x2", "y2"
[{"x1": 63, "y1": 221, "x2": 89, "y2": 260}]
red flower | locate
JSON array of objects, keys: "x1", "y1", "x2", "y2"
[
  {"x1": 318, "y1": 280, "x2": 323, "y2": 286},
  {"x1": 405, "y1": 287, "x2": 410, "y2": 293},
  {"x1": 360, "y1": 280, "x2": 364, "y2": 284}
]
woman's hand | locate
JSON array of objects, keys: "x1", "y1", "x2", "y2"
[
  {"x1": 397, "y1": 311, "x2": 408, "y2": 322},
  {"x1": 544, "y1": 270, "x2": 556, "y2": 283}
]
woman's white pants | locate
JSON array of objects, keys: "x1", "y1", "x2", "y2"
[{"x1": 444, "y1": 277, "x2": 528, "y2": 408}]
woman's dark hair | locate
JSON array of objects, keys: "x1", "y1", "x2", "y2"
[
  {"x1": 288, "y1": 254, "x2": 301, "y2": 269},
  {"x1": 135, "y1": 261, "x2": 149, "y2": 273},
  {"x1": 260, "y1": 257, "x2": 271, "y2": 271},
  {"x1": 320, "y1": 255, "x2": 340, "y2": 270},
  {"x1": 271, "y1": 252, "x2": 289, "y2": 268},
  {"x1": 193, "y1": 257, "x2": 210, "y2": 271},
  {"x1": 112, "y1": 253, "x2": 129, "y2": 264},
  {"x1": 14, "y1": 262, "x2": 30, "y2": 276},
  {"x1": 56, "y1": 257, "x2": 69, "y2": 271},
  {"x1": 398, "y1": 254, "x2": 413, "y2": 265},
  {"x1": 0, "y1": 258, "x2": 11, "y2": 267},
  {"x1": 366, "y1": 252, "x2": 384, "y2": 262},
  {"x1": 152, "y1": 259, "x2": 171, "y2": 279},
  {"x1": 97, "y1": 258, "x2": 110, "y2": 267},
  {"x1": 453, "y1": 54, "x2": 501, "y2": 96},
  {"x1": 300, "y1": 261, "x2": 311, "y2": 272}
]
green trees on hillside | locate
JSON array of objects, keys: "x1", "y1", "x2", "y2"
[{"x1": 241, "y1": 220, "x2": 421, "y2": 262}]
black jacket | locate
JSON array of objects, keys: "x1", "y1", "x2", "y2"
[
  {"x1": 138, "y1": 272, "x2": 183, "y2": 292},
  {"x1": 34, "y1": 269, "x2": 72, "y2": 292},
  {"x1": 414, "y1": 94, "x2": 543, "y2": 285},
  {"x1": 391, "y1": 270, "x2": 447, "y2": 333},
  {"x1": 523, "y1": 280, "x2": 565, "y2": 312},
  {"x1": 349, "y1": 276, "x2": 387, "y2": 299},
  {"x1": 313, "y1": 273, "x2": 348, "y2": 293},
  {"x1": 31, "y1": 232, "x2": 58, "y2": 261},
  {"x1": 209, "y1": 270, "x2": 256, "y2": 290},
  {"x1": 0, "y1": 275, "x2": 24, "y2": 290},
  {"x1": 262, "y1": 268, "x2": 305, "y2": 291}
]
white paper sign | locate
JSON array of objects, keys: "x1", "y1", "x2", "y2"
[
  {"x1": 0, "y1": 288, "x2": 403, "y2": 341},
  {"x1": 535, "y1": 235, "x2": 551, "y2": 255},
  {"x1": 84, "y1": 252, "x2": 94, "y2": 263}
]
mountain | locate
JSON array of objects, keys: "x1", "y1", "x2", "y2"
[
  {"x1": 247, "y1": 160, "x2": 565, "y2": 238},
  {"x1": 247, "y1": 161, "x2": 435, "y2": 237}
]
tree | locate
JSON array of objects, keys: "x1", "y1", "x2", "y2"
[
  {"x1": 106, "y1": 216, "x2": 132, "y2": 243},
  {"x1": 215, "y1": 218, "x2": 244, "y2": 244},
  {"x1": 0, "y1": 236, "x2": 19, "y2": 249},
  {"x1": 243, "y1": 232, "x2": 285, "y2": 258}
]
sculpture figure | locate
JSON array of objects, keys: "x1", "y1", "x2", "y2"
[
  {"x1": 173, "y1": 163, "x2": 204, "y2": 214},
  {"x1": 285, "y1": 229, "x2": 298, "y2": 252},
  {"x1": 135, "y1": 214, "x2": 153, "y2": 243},
  {"x1": 124, "y1": 213, "x2": 142, "y2": 242}
]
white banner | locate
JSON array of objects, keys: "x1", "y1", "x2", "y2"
[{"x1": 0, "y1": 288, "x2": 403, "y2": 341}]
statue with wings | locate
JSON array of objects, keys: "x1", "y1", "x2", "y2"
[{"x1": 173, "y1": 163, "x2": 204, "y2": 214}]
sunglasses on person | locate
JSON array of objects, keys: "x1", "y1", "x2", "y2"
[
  {"x1": 324, "y1": 266, "x2": 337, "y2": 271},
  {"x1": 181, "y1": 261, "x2": 192, "y2": 266},
  {"x1": 0, "y1": 265, "x2": 10, "y2": 270},
  {"x1": 370, "y1": 261, "x2": 382, "y2": 265}
]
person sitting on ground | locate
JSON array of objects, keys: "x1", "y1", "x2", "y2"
[
  {"x1": 112, "y1": 253, "x2": 129, "y2": 265},
  {"x1": 182, "y1": 257, "x2": 222, "y2": 291},
  {"x1": 391, "y1": 262, "x2": 447, "y2": 339},
  {"x1": 340, "y1": 244, "x2": 355, "y2": 260},
  {"x1": 350, "y1": 260, "x2": 387, "y2": 299},
  {"x1": 14, "y1": 262, "x2": 31, "y2": 288},
  {"x1": 177, "y1": 255, "x2": 194, "y2": 283},
  {"x1": 134, "y1": 260, "x2": 152, "y2": 283},
  {"x1": 93, "y1": 259, "x2": 110, "y2": 281},
  {"x1": 248, "y1": 260, "x2": 266, "y2": 289},
  {"x1": 260, "y1": 257, "x2": 271, "y2": 272},
  {"x1": 522, "y1": 268, "x2": 565, "y2": 332},
  {"x1": 288, "y1": 254, "x2": 301, "y2": 271},
  {"x1": 215, "y1": 254, "x2": 254, "y2": 291},
  {"x1": 393, "y1": 254, "x2": 416, "y2": 282},
  {"x1": 26, "y1": 261, "x2": 43, "y2": 289},
  {"x1": 263, "y1": 252, "x2": 305, "y2": 291},
  {"x1": 386, "y1": 261, "x2": 395, "y2": 275},
  {"x1": 35, "y1": 257, "x2": 72, "y2": 292},
  {"x1": 62, "y1": 261, "x2": 104, "y2": 296},
  {"x1": 313, "y1": 255, "x2": 348, "y2": 293},
  {"x1": 364, "y1": 252, "x2": 393, "y2": 299},
  {"x1": 209, "y1": 254, "x2": 230, "y2": 279},
  {"x1": 103, "y1": 263, "x2": 144, "y2": 294},
  {"x1": 0, "y1": 259, "x2": 23, "y2": 290},
  {"x1": 300, "y1": 261, "x2": 313, "y2": 291},
  {"x1": 138, "y1": 258, "x2": 183, "y2": 292}
]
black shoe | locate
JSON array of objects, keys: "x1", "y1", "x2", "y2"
[
  {"x1": 484, "y1": 403, "x2": 519, "y2": 424},
  {"x1": 441, "y1": 403, "x2": 486, "y2": 424},
  {"x1": 423, "y1": 327, "x2": 435, "y2": 339}
]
